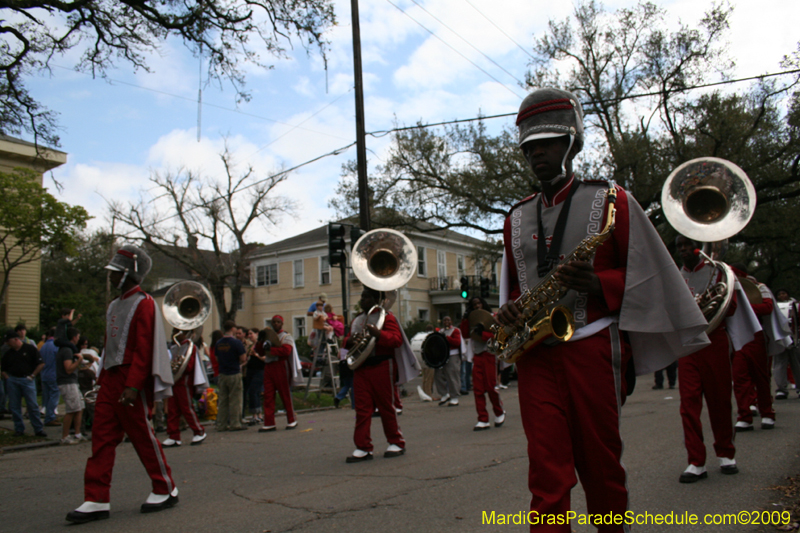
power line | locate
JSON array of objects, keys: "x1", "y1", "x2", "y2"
[
  {"x1": 384, "y1": 0, "x2": 524, "y2": 99},
  {"x1": 367, "y1": 68, "x2": 800, "y2": 135},
  {"x1": 463, "y1": 0, "x2": 534, "y2": 60},
  {"x1": 405, "y1": 0, "x2": 526, "y2": 87},
  {"x1": 111, "y1": 66, "x2": 800, "y2": 241},
  {"x1": 49, "y1": 64, "x2": 353, "y2": 144}
]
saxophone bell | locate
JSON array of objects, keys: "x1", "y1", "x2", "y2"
[{"x1": 490, "y1": 305, "x2": 574, "y2": 364}]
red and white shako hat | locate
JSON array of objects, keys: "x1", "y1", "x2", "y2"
[
  {"x1": 105, "y1": 244, "x2": 152, "y2": 283},
  {"x1": 516, "y1": 87, "x2": 584, "y2": 153}
]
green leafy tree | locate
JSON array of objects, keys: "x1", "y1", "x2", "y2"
[
  {"x1": 0, "y1": 0, "x2": 336, "y2": 147},
  {"x1": 40, "y1": 231, "x2": 114, "y2": 346},
  {"x1": 0, "y1": 168, "x2": 91, "y2": 320}
]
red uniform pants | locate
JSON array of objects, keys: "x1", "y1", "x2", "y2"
[
  {"x1": 516, "y1": 326, "x2": 629, "y2": 533},
  {"x1": 472, "y1": 352, "x2": 503, "y2": 422},
  {"x1": 732, "y1": 331, "x2": 774, "y2": 423},
  {"x1": 84, "y1": 367, "x2": 175, "y2": 502},
  {"x1": 353, "y1": 358, "x2": 403, "y2": 452},
  {"x1": 678, "y1": 328, "x2": 735, "y2": 467},
  {"x1": 167, "y1": 375, "x2": 205, "y2": 440},
  {"x1": 263, "y1": 360, "x2": 296, "y2": 427}
]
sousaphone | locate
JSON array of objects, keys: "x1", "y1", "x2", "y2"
[
  {"x1": 162, "y1": 281, "x2": 213, "y2": 380},
  {"x1": 346, "y1": 228, "x2": 418, "y2": 369},
  {"x1": 661, "y1": 157, "x2": 756, "y2": 333}
]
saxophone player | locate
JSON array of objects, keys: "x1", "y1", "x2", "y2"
[{"x1": 496, "y1": 88, "x2": 707, "y2": 531}]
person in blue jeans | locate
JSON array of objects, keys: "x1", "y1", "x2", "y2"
[
  {"x1": 334, "y1": 352, "x2": 355, "y2": 409},
  {"x1": 0, "y1": 330, "x2": 46, "y2": 436},
  {"x1": 39, "y1": 328, "x2": 60, "y2": 425}
]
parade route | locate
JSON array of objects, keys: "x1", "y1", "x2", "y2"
[{"x1": 3, "y1": 379, "x2": 800, "y2": 532}]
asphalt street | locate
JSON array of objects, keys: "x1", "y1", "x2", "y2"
[{"x1": 3, "y1": 377, "x2": 800, "y2": 533}]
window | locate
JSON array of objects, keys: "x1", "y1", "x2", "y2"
[
  {"x1": 418, "y1": 308, "x2": 429, "y2": 322},
  {"x1": 437, "y1": 250, "x2": 446, "y2": 278},
  {"x1": 293, "y1": 316, "x2": 306, "y2": 338},
  {"x1": 417, "y1": 246, "x2": 427, "y2": 277},
  {"x1": 256, "y1": 264, "x2": 278, "y2": 286},
  {"x1": 457, "y1": 254, "x2": 465, "y2": 278},
  {"x1": 491, "y1": 260, "x2": 498, "y2": 283},
  {"x1": 474, "y1": 257, "x2": 482, "y2": 278},
  {"x1": 233, "y1": 292, "x2": 244, "y2": 311},
  {"x1": 293, "y1": 259, "x2": 304, "y2": 288},
  {"x1": 320, "y1": 255, "x2": 331, "y2": 285}
]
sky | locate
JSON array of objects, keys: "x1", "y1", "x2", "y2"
[{"x1": 23, "y1": 0, "x2": 800, "y2": 250}]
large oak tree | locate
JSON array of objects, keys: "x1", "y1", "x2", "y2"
[{"x1": 0, "y1": 0, "x2": 336, "y2": 147}]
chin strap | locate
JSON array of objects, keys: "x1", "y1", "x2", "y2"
[
  {"x1": 116, "y1": 271, "x2": 129, "y2": 290},
  {"x1": 551, "y1": 134, "x2": 576, "y2": 185}
]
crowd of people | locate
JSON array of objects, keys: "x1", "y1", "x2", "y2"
[{"x1": 0, "y1": 311, "x2": 101, "y2": 445}]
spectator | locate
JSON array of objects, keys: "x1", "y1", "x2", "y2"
[
  {"x1": 243, "y1": 328, "x2": 264, "y2": 425},
  {"x1": 0, "y1": 330, "x2": 46, "y2": 437},
  {"x1": 208, "y1": 330, "x2": 223, "y2": 380},
  {"x1": 14, "y1": 324, "x2": 38, "y2": 347},
  {"x1": 77, "y1": 337, "x2": 99, "y2": 435},
  {"x1": 39, "y1": 327, "x2": 61, "y2": 426},
  {"x1": 214, "y1": 320, "x2": 247, "y2": 431},
  {"x1": 57, "y1": 327, "x2": 87, "y2": 444},
  {"x1": 56, "y1": 308, "x2": 82, "y2": 344},
  {"x1": 307, "y1": 294, "x2": 329, "y2": 358}
]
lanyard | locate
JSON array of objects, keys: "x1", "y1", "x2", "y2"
[{"x1": 537, "y1": 180, "x2": 579, "y2": 278}]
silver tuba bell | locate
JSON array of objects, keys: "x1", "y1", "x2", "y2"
[
  {"x1": 661, "y1": 157, "x2": 756, "y2": 333},
  {"x1": 162, "y1": 281, "x2": 213, "y2": 380},
  {"x1": 347, "y1": 228, "x2": 417, "y2": 370}
]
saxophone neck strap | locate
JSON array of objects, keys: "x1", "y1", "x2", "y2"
[{"x1": 537, "y1": 180, "x2": 580, "y2": 278}]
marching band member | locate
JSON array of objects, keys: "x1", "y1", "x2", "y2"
[
  {"x1": 774, "y1": 289, "x2": 800, "y2": 399},
  {"x1": 675, "y1": 236, "x2": 759, "y2": 482},
  {"x1": 344, "y1": 286, "x2": 417, "y2": 463},
  {"x1": 259, "y1": 315, "x2": 303, "y2": 432},
  {"x1": 162, "y1": 329, "x2": 209, "y2": 447},
  {"x1": 462, "y1": 299, "x2": 504, "y2": 431},
  {"x1": 67, "y1": 245, "x2": 177, "y2": 524},
  {"x1": 729, "y1": 266, "x2": 782, "y2": 432},
  {"x1": 496, "y1": 88, "x2": 708, "y2": 531},
  {"x1": 435, "y1": 316, "x2": 462, "y2": 406}
]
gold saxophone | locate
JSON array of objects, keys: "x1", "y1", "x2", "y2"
[{"x1": 488, "y1": 185, "x2": 618, "y2": 363}]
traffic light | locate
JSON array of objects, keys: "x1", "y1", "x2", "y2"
[
  {"x1": 350, "y1": 226, "x2": 366, "y2": 249},
  {"x1": 328, "y1": 223, "x2": 346, "y2": 266},
  {"x1": 460, "y1": 276, "x2": 469, "y2": 299},
  {"x1": 480, "y1": 276, "x2": 490, "y2": 298}
]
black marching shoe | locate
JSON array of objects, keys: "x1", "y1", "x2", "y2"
[
  {"x1": 679, "y1": 465, "x2": 708, "y2": 484},
  {"x1": 66, "y1": 510, "x2": 110, "y2": 524},
  {"x1": 346, "y1": 450, "x2": 374, "y2": 463},
  {"x1": 140, "y1": 492, "x2": 179, "y2": 513},
  {"x1": 66, "y1": 502, "x2": 111, "y2": 524}
]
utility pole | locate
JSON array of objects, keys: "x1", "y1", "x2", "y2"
[{"x1": 350, "y1": 0, "x2": 370, "y2": 232}]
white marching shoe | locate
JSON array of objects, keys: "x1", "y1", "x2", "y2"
[
  {"x1": 162, "y1": 438, "x2": 181, "y2": 447},
  {"x1": 417, "y1": 386, "x2": 433, "y2": 402}
]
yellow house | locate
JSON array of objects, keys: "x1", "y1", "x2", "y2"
[
  {"x1": 246, "y1": 224, "x2": 501, "y2": 339},
  {"x1": 0, "y1": 135, "x2": 67, "y2": 327}
]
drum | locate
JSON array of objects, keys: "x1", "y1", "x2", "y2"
[{"x1": 421, "y1": 331, "x2": 450, "y2": 369}]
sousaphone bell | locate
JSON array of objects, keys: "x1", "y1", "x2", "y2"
[
  {"x1": 661, "y1": 157, "x2": 756, "y2": 333},
  {"x1": 347, "y1": 228, "x2": 417, "y2": 369},
  {"x1": 162, "y1": 281, "x2": 213, "y2": 380}
]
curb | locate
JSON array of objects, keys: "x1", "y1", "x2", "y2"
[
  {"x1": 2, "y1": 407, "x2": 339, "y2": 454},
  {"x1": 2, "y1": 439, "x2": 60, "y2": 454}
]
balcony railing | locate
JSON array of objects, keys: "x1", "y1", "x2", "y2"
[{"x1": 429, "y1": 274, "x2": 497, "y2": 294}]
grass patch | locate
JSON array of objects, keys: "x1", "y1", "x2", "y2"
[
  {"x1": 277, "y1": 390, "x2": 348, "y2": 410},
  {"x1": 0, "y1": 426, "x2": 50, "y2": 448}
]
